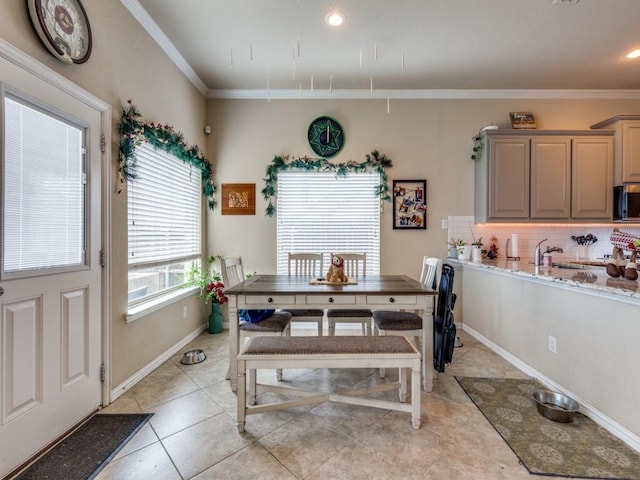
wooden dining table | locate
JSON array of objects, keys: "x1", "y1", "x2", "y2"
[{"x1": 224, "y1": 274, "x2": 438, "y2": 392}]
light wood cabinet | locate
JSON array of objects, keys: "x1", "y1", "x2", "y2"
[
  {"x1": 571, "y1": 136, "x2": 614, "y2": 219},
  {"x1": 475, "y1": 130, "x2": 614, "y2": 223},
  {"x1": 591, "y1": 115, "x2": 640, "y2": 184},
  {"x1": 530, "y1": 137, "x2": 571, "y2": 218},
  {"x1": 487, "y1": 136, "x2": 529, "y2": 219}
]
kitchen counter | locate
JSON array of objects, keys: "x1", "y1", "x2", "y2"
[
  {"x1": 457, "y1": 257, "x2": 640, "y2": 444},
  {"x1": 451, "y1": 257, "x2": 640, "y2": 302}
]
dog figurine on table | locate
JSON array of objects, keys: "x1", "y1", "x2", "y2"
[{"x1": 326, "y1": 255, "x2": 349, "y2": 283}]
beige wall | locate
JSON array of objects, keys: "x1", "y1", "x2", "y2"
[
  {"x1": 0, "y1": 2, "x2": 207, "y2": 388},
  {"x1": 207, "y1": 98, "x2": 640, "y2": 278}
]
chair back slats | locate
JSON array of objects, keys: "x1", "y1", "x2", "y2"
[
  {"x1": 221, "y1": 256, "x2": 245, "y2": 288},
  {"x1": 420, "y1": 257, "x2": 443, "y2": 291},
  {"x1": 287, "y1": 253, "x2": 324, "y2": 277},
  {"x1": 331, "y1": 253, "x2": 366, "y2": 278}
]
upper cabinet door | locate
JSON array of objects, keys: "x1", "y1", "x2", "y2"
[
  {"x1": 572, "y1": 137, "x2": 613, "y2": 219},
  {"x1": 622, "y1": 121, "x2": 640, "y2": 183},
  {"x1": 530, "y1": 137, "x2": 571, "y2": 219},
  {"x1": 488, "y1": 137, "x2": 530, "y2": 219}
]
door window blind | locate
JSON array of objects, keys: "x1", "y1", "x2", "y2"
[
  {"x1": 276, "y1": 172, "x2": 380, "y2": 274},
  {"x1": 2, "y1": 95, "x2": 85, "y2": 276},
  {"x1": 127, "y1": 143, "x2": 201, "y2": 302}
]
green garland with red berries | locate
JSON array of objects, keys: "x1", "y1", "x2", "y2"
[{"x1": 118, "y1": 101, "x2": 216, "y2": 209}]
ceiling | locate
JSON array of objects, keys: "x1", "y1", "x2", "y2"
[{"x1": 132, "y1": 0, "x2": 640, "y2": 97}]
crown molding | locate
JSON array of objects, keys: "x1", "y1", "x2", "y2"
[
  {"x1": 120, "y1": 0, "x2": 208, "y2": 96},
  {"x1": 206, "y1": 88, "x2": 640, "y2": 100}
]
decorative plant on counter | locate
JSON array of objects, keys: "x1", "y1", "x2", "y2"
[
  {"x1": 186, "y1": 255, "x2": 228, "y2": 304},
  {"x1": 449, "y1": 238, "x2": 467, "y2": 256},
  {"x1": 118, "y1": 100, "x2": 216, "y2": 209}
]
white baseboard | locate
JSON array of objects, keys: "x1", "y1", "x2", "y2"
[
  {"x1": 462, "y1": 324, "x2": 640, "y2": 453},
  {"x1": 109, "y1": 324, "x2": 206, "y2": 402}
]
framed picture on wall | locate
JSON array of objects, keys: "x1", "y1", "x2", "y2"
[
  {"x1": 392, "y1": 180, "x2": 426, "y2": 229},
  {"x1": 221, "y1": 183, "x2": 256, "y2": 215}
]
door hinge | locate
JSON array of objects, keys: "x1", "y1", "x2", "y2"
[
  {"x1": 100, "y1": 134, "x2": 106, "y2": 153},
  {"x1": 100, "y1": 363, "x2": 105, "y2": 383},
  {"x1": 99, "y1": 249, "x2": 105, "y2": 267}
]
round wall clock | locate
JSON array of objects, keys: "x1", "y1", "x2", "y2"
[
  {"x1": 307, "y1": 116, "x2": 344, "y2": 158},
  {"x1": 26, "y1": 0, "x2": 92, "y2": 64}
]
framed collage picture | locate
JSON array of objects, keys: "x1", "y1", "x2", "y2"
[{"x1": 392, "y1": 180, "x2": 426, "y2": 229}]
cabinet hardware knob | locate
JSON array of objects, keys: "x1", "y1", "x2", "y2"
[
  {"x1": 328, "y1": 297, "x2": 334, "y2": 303},
  {"x1": 389, "y1": 297, "x2": 395, "y2": 303},
  {"x1": 268, "y1": 297, "x2": 273, "y2": 303}
]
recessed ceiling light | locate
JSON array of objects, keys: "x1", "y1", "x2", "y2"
[
  {"x1": 626, "y1": 50, "x2": 640, "y2": 59},
  {"x1": 325, "y1": 10, "x2": 345, "y2": 27}
]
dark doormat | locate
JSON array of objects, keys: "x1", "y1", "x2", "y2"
[
  {"x1": 15, "y1": 413, "x2": 153, "y2": 480},
  {"x1": 456, "y1": 377, "x2": 640, "y2": 479}
]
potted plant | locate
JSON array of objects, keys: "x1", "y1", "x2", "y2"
[
  {"x1": 471, "y1": 237, "x2": 483, "y2": 262},
  {"x1": 186, "y1": 255, "x2": 227, "y2": 334},
  {"x1": 449, "y1": 238, "x2": 469, "y2": 260}
]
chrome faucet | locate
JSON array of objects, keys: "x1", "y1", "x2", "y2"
[{"x1": 534, "y1": 239, "x2": 548, "y2": 266}]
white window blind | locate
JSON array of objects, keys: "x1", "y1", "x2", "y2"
[
  {"x1": 3, "y1": 95, "x2": 85, "y2": 276},
  {"x1": 276, "y1": 172, "x2": 380, "y2": 274},
  {"x1": 127, "y1": 143, "x2": 201, "y2": 303}
]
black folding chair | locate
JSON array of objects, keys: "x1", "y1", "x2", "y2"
[{"x1": 433, "y1": 264, "x2": 457, "y2": 373}]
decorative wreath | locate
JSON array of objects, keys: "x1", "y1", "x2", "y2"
[
  {"x1": 261, "y1": 150, "x2": 393, "y2": 216},
  {"x1": 118, "y1": 101, "x2": 216, "y2": 210}
]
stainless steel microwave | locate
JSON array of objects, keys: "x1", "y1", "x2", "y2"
[{"x1": 614, "y1": 185, "x2": 640, "y2": 221}]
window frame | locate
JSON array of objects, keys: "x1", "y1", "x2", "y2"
[
  {"x1": 126, "y1": 142, "x2": 203, "y2": 307},
  {"x1": 1, "y1": 90, "x2": 89, "y2": 281},
  {"x1": 275, "y1": 171, "x2": 381, "y2": 275}
]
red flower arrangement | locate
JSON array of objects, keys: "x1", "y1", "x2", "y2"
[
  {"x1": 204, "y1": 281, "x2": 227, "y2": 304},
  {"x1": 186, "y1": 255, "x2": 227, "y2": 304}
]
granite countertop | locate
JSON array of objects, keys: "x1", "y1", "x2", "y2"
[{"x1": 451, "y1": 256, "x2": 640, "y2": 301}]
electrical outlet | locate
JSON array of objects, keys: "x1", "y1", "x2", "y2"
[
  {"x1": 183, "y1": 306, "x2": 188, "y2": 319},
  {"x1": 441, "y1": 219, "x2": 448, "y2": 229},
  {"x1": 548, "y1": 335, "x2": 557, "y2": 353}
]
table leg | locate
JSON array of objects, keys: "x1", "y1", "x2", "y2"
[
  {"x1": 228, "y1": 296, "x2": 239, "y2": 392},
  {"x1": 237, "y1": 358, "x2": 246, "y2": 433},
  {"x1": 423, "y1": 296, "x2": 434, "y2": 392},
  {"x1": 411, "y1": 364, "x2": 421, "y2": 429}
]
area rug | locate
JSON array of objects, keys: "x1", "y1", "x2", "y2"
[
  {"x1": 456, "y1": 377, "x2": 640, "y2": 479},
  {"x1": 16, "y1": 413, "x2": 153, "y2": 480}
]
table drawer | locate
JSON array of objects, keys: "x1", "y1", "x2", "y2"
[
  {"x1": 366, "y1": 295, "x2": 418, "y2": 306},
  {"x1": 244, "y1": 295, "x2": 296, "y2": 306},
  {"x1": 312, "y1": 295, "x2": 356, "y2": 305}
]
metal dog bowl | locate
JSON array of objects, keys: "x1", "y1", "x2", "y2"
[
  {"x1": 180, "y1": 349, "x2": 206, "y2": 365},
  {"x1": 532, "y1": 389, "x2": 579, "y2": 423}
]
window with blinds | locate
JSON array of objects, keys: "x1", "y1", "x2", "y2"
[
  {"x1": 2, "y1": 95, "x2": 85, "y2": 278},
  {"x1": 276, "y1": 172, "x2": 380, "y2": 274},
  {"x1": 127, "y1": 143, "x2": 201, "y2": 304}
]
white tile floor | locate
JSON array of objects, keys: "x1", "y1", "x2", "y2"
[{"x1": 95, "y1": 328, "x2": 574, "y2": 479}]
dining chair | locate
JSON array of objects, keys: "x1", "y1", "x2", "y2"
[
  {"x1": 372, "y1": 256, "x2": 442, "y2": 391},
  {"x1": 327, "y1": 253, "x2": 372, "y2": 336},
  {"x1": 284, "y1": 253, "x2": 325, "y2": 335},
  {"x1": 221, "y1": 256, "x2": 291, "y2": 381}
]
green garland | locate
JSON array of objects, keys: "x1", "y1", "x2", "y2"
[
  {"x1": 261, "y1": 150, "x2": 393, "y2": 216},
  {"x1": 118, "y1": 100, "x2": 216, "y2": 209}
]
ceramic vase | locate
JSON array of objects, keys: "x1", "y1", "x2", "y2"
[{"x1": 209, "y1": 303, "x2": 223, "y2": 334}]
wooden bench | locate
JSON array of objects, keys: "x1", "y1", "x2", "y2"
[{"x1": 236, "y1": 335, "x2": 422, "y2": 431}]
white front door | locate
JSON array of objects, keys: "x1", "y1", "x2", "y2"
[{"x1": 0, "y1": 55, "x2": 103, "y2": 476}]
